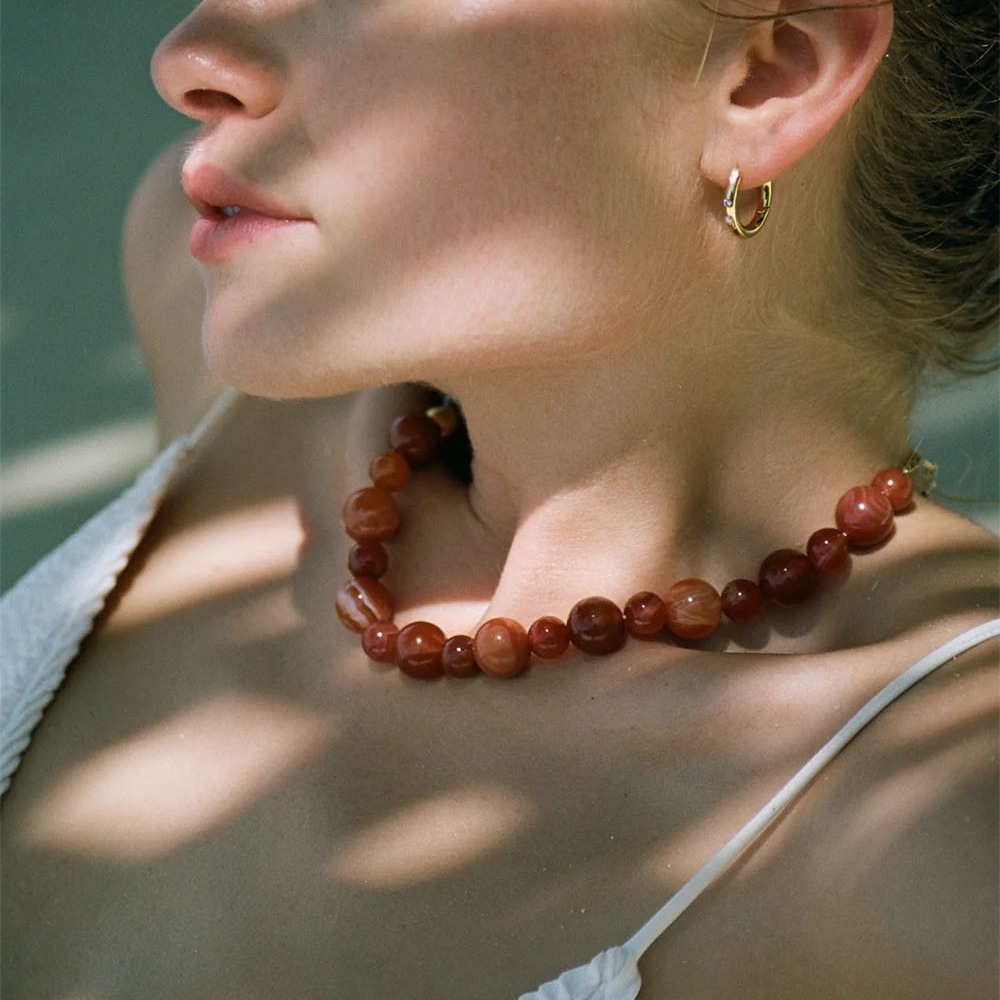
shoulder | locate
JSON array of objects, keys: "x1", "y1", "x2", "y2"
[
  {"x1": 123, "y1": 133, "x2": 226, "y2": 444},
  {"x1": 794, "y1": 622, "x2": 998, "y2": 998}
]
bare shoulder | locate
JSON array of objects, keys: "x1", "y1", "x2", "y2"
[
  {"x1": 123, "y1": 133, "x2": 225, "y2": 443},
  {"x1": 812, "y1": 503, "x2": 998, "y2": 996},
  {"x1": 793, "y1": 623, "x2": 998, "y2": 998}
]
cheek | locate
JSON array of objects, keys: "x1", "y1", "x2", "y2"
[{"x1": 202, "y1": 5, "x2": 689, "y2": 396}]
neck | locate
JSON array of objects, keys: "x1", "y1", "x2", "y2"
[
  {"x1": 424, "y1": 321, "x2": 911, "y2": 635},
  {"x1": 330, "y1": 314, "x2": 913, "y2": 651}
]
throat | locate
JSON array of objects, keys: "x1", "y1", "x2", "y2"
[{"x1": 332, "y1": 386, "x2": 916, "y2": 669}]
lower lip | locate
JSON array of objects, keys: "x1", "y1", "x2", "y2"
[{"x1": 189, "y1": 211, "x2": 310, "y2": 262}]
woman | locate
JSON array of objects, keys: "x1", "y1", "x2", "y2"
[{"x1": 2, "y1": 0, "x2": 997, "y2": 997}]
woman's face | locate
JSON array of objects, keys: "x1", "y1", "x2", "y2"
[{"x1": 153, "y1": 0, "x2": 704, "y2": 397}]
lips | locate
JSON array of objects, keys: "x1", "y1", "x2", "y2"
[{"x1": 182, "y1": 162, "x2": 312, "y2": 261}]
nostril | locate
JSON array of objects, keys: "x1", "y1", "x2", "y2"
[{"x1": 187, "y1": 89, "x2": 245, "y2": 114}]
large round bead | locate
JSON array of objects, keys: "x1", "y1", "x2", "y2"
[
  {"x1": 623, "y1": 591, "x2": 668, "y2": 638},
  {"x1": 369, "y1": 450, "x2": 411, "y2": 491},
  {"x1": 361, "y1": 621, "x2": 399, "y2": 663},
  {"x1": 871, "y1": 468, "x2": 913, "y2": 512},
  {"x1": 835, "y1": 485, "x2": 894, "y2": 547},
  {"x1": 806, "y1": 527, "x2": 850, "y2": 575},
  {"x1": 395, "y1": 621, "x2": 446, "y2": 679},
  {"x1": 721, "y1": 579, "x2": 763, "y2": 621},
  {"x1": 342, "y1": 487, "x2": 401, "y2": 543},
  {"x1": 473, "y1": 618, "x2": 531, "y2": 678},
  {"x1": 759, "y1": 549, "x2": 816, "y2": 605},
  {"x1": 568, "y1": 597, "x2": 626, "y2": 656},
  {"x1": 442, "y1": 635, "x2": 479, "y2": 678},
  {"x1": 335, "y1": 577, "x2": 394, "y2": 633},
  {"x1": 528, "y1": 616, "x2": 571, "y2": 659},
  {"x1": 663, "y1": 578, "x2": 721, "y2": 640},
  {"x1": 389, "y1": 414, "x2": 442, "y2": 466}
]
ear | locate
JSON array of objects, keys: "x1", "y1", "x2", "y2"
[{"x1": 700, "y1": 0, "x2": 894, "y2": 189}]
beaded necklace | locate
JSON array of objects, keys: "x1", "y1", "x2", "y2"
[{"x1": 335, "y1": 400, "x2": 921, "y2": 679}]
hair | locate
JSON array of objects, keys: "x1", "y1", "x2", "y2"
[
  {"x1": 848, "y1": 0, "x2": 998, "y2": 375},
  {"x1": 705, "y1": 1, "x2": 999, "y2": 376}
]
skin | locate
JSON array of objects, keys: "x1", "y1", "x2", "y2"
[{"x1": 2, "y1": 1, "x2": 997, "y2": 997}]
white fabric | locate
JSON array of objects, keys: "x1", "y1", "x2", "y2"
[
  {"x1": 0, "y1": 395, "x2": 996, "y2": 998},
  {"x1": 0, "y1": 389, "x2": 238, "y2": 796}
]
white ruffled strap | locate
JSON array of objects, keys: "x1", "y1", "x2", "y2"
[
  {"x1": 518, "y1": 944, "x2": 641, "y2": 1000},
  {"x1": 0, "y1": 389, "x2": 238, "y2": 798}
]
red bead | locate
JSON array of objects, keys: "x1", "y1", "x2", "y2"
[
  {"x1": 835, "y1": 485, "x2": 894, "y2": 547},
  {"x1": 361, "y1": 621, "x2": 399, "y2": 662},
  {"x1": 663, "y1": 578, "x2": 721, "y2": 640},
  {"x1": 720, "y1": 579, "x2": 763, "y2": 621},
  {"x1": 568, "y1": 597, "x2": 626, "y2": 656},
  {"x1": 528, "y1": 616, "x2": 571, "y2": 659},
  {"x1": 389, "y1": 414, "x2": 442, "y2": 467},
  {"x1": 335, "y1": 577, "x2": 395, "y2": 633},
  {"x1": 806, "y1": 528, "x2": 851, "y2": 575},
  {"x1": 623, "y1": 591, "x2": 668, "y2": 637},
  {"x1": 871, "y1": 468, "x2": 913, "y2": 512},
  {"x1": 395, "y1": 621, "x2": 446, "y2": 679},
  {"x1": 342, "y1": 487, "x2": 401, "y2": 543},
  {"x1": 473, "y1": 618, "x2": 531, "y2": 678},
  {"x1": 441, "y1": 635, "x2": 479, "y2": 677},
  {"x1": 347, "y1": 541, "x2": 389, "y2": 579},
  {"x1": 759, "y1": 549, "x2": 817, "y2": 605},
  {"x1": 369, "y1": 450, "x2": 411, "y2": 491}
]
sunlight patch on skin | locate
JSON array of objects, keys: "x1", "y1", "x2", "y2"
[
  {"x1": 815, "y1": 738, "x2": 992, "y2": 877},
  {"x1": 327, "y1": 785, "x2": 536, "y2": 889},
  {"x1": 22, "y1": 693, "x2": 334, "y2": 862},
  {"x1": 104, "y1": 499, "x2": 302, "y2": 632},
  {"x1": 863, "y1": 660, "x2": 997, "y2": 749},
  {"x1": 639, "y1": 781, "x2": 787, "y2": 889}
]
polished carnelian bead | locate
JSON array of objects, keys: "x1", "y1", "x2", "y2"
[
  {"x1": 871, "y1": 468, "x2": 913, "y2": 512},
  {"x1": 335, "y1": 577, "x2": 395, "y2": 633},
  {"x1": 806, "y1": 527, "x2": 851, "y2": 575},
  {"x1": 342, "y1": 487, "x2": 401, "y2": 543},
  {"x1": 720, "y1": 579, "x2": 763, "y2": 621},
  {"x1": 528, "y1": 616, "x2": 571, "y2": 659},
  {"x1": 473, "y1": 618, "x2": 532, "y2": 678},
  {"x1": 395, "y1": 621, "x2": 446, "y2": 679},
  {"x1": 348, "y1": 541, "x2": 389, "y2": 579},
  {"x1": 369, "y1": 450, "x2": 411, "y2": 491},
  {"x1": 663, "y1": 578, "x2": 721, "y2": 640},
  {"x1": 389, "y1": 414, "x2": 442, "y2": 467},
  {"x1": 442, "y1": 635, "x2": 479, "y2": 677},
  {"x1": 623, "y1": 591, "x2": 668, "y2": 638},
  {"x1": 568, "y1": 597, "x2": 626, "y2": 655},
  {"x1": 362, "y1": 621, "x2": 399, "y2": 662},
  {"x1": 835, "y1": 485, "x2": 894, "y2": 547},
  {"x1": 759, "y1": 549, "x2": 816, "y2": 605}
]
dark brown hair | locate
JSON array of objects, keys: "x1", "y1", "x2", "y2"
[{"x1": 707, "y1": 1, "x2": 998, "y2": 374}]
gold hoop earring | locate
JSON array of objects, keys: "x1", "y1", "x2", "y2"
[{"x1": 723, "y1": 168, "x2": 772, "y2": 239}]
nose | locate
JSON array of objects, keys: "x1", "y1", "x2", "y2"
[{"x1": 151, "y1": 6, "x2": 284, "y2": 123}]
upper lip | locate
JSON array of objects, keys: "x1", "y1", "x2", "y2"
[{"x1": 182, "y1": 162, "x2": 309, "y2": 220}]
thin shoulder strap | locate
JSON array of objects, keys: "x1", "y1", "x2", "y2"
[
  {"x1": 521, "y1": 618, "x2": 1000, "y2": 1000},
  {"x1": 624, "y1": 617, "x2": 1000, "y2": 958},
  {"x1": 0, "y1": 389, "x2": 239, "y2": 798}
]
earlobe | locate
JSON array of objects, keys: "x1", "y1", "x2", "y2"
[{"x1": 700, "y1": 0, "x2": 894, "y2": 189}]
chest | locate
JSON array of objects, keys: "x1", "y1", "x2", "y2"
[{"x1": 0, "y1": 552, "x2": 954, "y2": 1000}]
